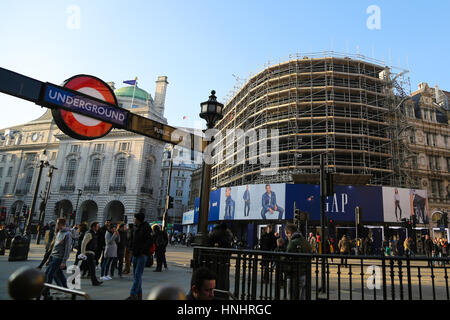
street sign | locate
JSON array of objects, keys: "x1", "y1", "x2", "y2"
[
  {"x1": 0, "y1": 67, "x2": 206, "y2": 151},
  {"x1": 48, "y1": 75, "x2": 123, "y2": 140}
]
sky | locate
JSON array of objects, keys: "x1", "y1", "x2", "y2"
[{"x1": 0, "y1": 0, "x2": 449, "y2": 130}]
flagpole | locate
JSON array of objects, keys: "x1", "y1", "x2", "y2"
[{"x1": 130, "y1": 76, "x2": 137, "y2": 108}]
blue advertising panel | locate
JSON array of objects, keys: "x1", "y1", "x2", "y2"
[
  {"x1": 194, "y1": 197, "x2": 200, "y2": 224},
  {"x1": 208, "y1": 189, "x2": 221, "y2": 221},
  {"x1": 285, "y1": 184, "x2": 384, "y2": 223}
]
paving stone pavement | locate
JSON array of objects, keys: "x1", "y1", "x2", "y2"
[{"x1": 0, "y1": 243, "x2": 195, "y2": 300}]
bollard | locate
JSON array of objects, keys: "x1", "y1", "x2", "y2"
[
  {"x1": 8, "y1": 235, "x2": 30, "y2": 261},
  {"x1": 8, "y1": 266, "x2": 45, "y2": 300}
]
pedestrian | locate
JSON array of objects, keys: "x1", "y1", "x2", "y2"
[
  {"x1": 123, "y1": 223, "x2": 134, "y2": 274},
  {"x1": 112, "y1": 223, "x2": 127, "y2": 278},
  {"x1": 101, "y1": 224, "x2": 119, "y2": 281},
  {"x1": 0, "y1": 224, "x2": 7, "y2": 255},
  {"x1": 207, "y1": 223, "x2": 233, "y2": 292},
  {"x1": 284, "y1": 223, "x2": 312, "y2": 300},
  {"x1": 404, "y1": 237, "x2": 413, "y2": 258},
  {"x1": 44, "y1": 218, "x2": 71, "y2": 288},
  {"x1": 45, "y1": 221, "x2": 56, "y2": 252},
  {"x1": 80, "y1": 221, "x2": 103, "y2": 286},
  {"x1": 424, "y1": 235, "x2": 434, "y2": 266},
  {"x1": 74, "y1": 223, "x2": 88, "y2": 275},
  {"x1": 152, "y1": 224, "x2": 168, "y2": 272},
  {"x1": 96, "y1": 219, "x2": 111, "y2": 267},
  {"x1": 273, "y1": 237, "x2": 286, "y2": 287},
  {"x1": 126, "y1": 213, "x2": 153, "y2": 300},
  {"x1": 70, "y1": 224, "x2": 80, "y2": 251},
  {"x1": 338, "y1": 235, "x2": 350, "y2": 267},
  {"x1": 260, "y1": 225, "x2": 277, "y2": 282},
  {"x1": 186, "y1": 267, "x2": 216, "y2": 301},
  {"x1": 308, "y1": 233, "x2": 317, "y2": 254}
]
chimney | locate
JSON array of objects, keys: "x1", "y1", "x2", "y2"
[{"x1": 154, "y1": 76, "x2": 169, "y2": 115}]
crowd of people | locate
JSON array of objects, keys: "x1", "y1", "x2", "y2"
[{"x1": 36, "y1": 212, "x2": 170, "y2": 300}]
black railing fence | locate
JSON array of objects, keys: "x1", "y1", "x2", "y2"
[{"x1": 192, "y1": 247, "x2": 450, "y2": 301}]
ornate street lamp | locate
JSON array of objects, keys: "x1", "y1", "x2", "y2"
[
  {"x1": 36, "y1": 164, "x2": 57, "y2": 244},
  {"x1": 162, "y1": 145, "x2": 174, "y2": 232},
  {"x1": 72, "y1": 188, "x2": 82, "y2": 226},
  {"x1": 194, "y1": 91, "x2": 223, "y2": 246},
  {"x1": 24, "y1": 151, "x2": 49, "y2": 237}
]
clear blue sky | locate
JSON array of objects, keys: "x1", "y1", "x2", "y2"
[{"x1": 0, "y1": 0, "x2": 449, "y2": 130}]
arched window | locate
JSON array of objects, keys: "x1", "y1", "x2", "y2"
[
  {"x1": 89, "y1": 159, "x2": 101, "y2": 186},
  {"x1": 24, "y1": 167, "x2": 34, "y2": 193},
  {"x1": 65, "y1": 159, "x2": 77, "y2": 186},
  {"x1": 144, "y1": 160, "x2": 152, "y2": 185},
  {"x1": 114, "y1": 158, "x2": 127, "y2": 186}
]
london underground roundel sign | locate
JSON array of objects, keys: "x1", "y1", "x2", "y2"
[{"x1": 51, "y1": 75, "x2": 118, "y2": 140}]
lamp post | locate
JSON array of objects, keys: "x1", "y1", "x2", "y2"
[
  {"x1": 24, "y1": 151, "x2": 49, "y2": 238},
  {"x1": 194, "y1": 90, "x2": 223, "y2": 246},
  {"x1": 36, "y1": 164, "x2": 57, "y2": 244},
  {"x1": 162, "y1": 145, "x2": 174, "y2": 232},
  {"x1": 72, "y1": 189, "x2": 82, "y2": 226}
]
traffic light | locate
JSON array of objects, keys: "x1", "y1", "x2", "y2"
[
  {"x1": 294, "y1": 209, "x2": 300, "y2": 225},
  {"x1": 324, "y1": 172, "x2": 334, "y2": 196},
  {"x1": 168, "y1": 196, "x2": 174, "y2": 209},
  {"x1": 412, "y1": 215, "x2": 417, "y2": 228}
]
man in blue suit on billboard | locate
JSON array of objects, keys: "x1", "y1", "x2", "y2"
[
  {"x1": 243, "y1": 185, "x2": 250, "y2": 217},
  {"x1": 224, "y1": 187, "x2": 235, "y2": 220},
  {"x1": 261, "y1": 184, "x2": 284, "y2": 220}
]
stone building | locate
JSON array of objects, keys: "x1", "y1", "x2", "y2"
[{"x1": 0, "y1": 76, "x2": 169, "y2": 226}]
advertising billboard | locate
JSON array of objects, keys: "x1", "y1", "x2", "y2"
[
  {"x1": 382, "y1": 187, "x2": 429, "y2": 224},
  {"x1": 217, "y1": 183, "x2": 286, "y2": 221},
  {"x1": 285, "y1": 184, "x2": 384, "y2": 223}
]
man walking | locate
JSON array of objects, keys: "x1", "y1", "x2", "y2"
[
  {"x1": 80, "y1": 222, "x2": 103, "y2": 286},
  {"x1": 44, "y1": 218, "x2": 71, "y2": 288},
  {"x1": 126, "y1": 213, "x2": 153, "y2": 300},
  {"x1": 284, "y1": 223, "x2": 312, "y2": 300},
  {"x1": 424, "y1": 235, "x2": 434, "y2": 266},
  {"x1": 123, "y1": 223, "x2": 134, "y2": 274}
]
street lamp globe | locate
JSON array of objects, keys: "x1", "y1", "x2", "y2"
[{"x1": 199, "y1": 90, "x2": 224, "y2": 129}]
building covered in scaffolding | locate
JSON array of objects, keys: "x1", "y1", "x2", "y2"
[{"x1": 211, "y1": 52, "x2": 412, "y2": 190}]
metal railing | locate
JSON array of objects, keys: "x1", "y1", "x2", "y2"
[{"x1": 193, "y1": 246, "x2": 450, "y2": 300}]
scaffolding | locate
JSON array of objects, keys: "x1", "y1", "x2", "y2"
[{"x1": 211, "y1": 51, "x2": 413, "y2": 189}]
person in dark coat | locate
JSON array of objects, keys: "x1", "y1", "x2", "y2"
[
  {"x1": 260, "y1": 225, "x2": 277, "y2": 282},
  {"x1": 207, "y1": 223, "x2": 233, "y2": 292},
  {"x1": 152, "y1": 224, "x2": 168, "y2": 272},
  {"x1": 126, "y1": 213, "x2": 153, "y2": 300},
  {"x1": 80, "y1": 222, "x2": 103, "y2": 286},
  {"x1": 74, "y1": 223, "x2": 88, "y2": 274},
  {"x1": 123, "y1": 223, "x2": 134, "y2": 274},
  {"x1": 96, "y1": 219, "x2": 111, "y2": 266}
]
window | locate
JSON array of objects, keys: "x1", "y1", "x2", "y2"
[
  {"x1": 65, "y1": 159, "x2": 77, "y2": 186},
  {"x1": 144, "y1": 160, "x2": 152, "y2": 185},
  {"x1": 114, "y1": 158, "x2": 127, "y2": 186},
  {"x1": 0, "y1": 155, "x2": 5, "y2": 162},
  {"x1": 27, "y1": 153, "x2": 36, "y2": 162},
  {"x1": 24, "y1": 167, "x2": 34, "y2": 193},
  {"x1": 0, "y1": 167, "x2": 3, "y2": 177},
  {"x1": 119, "y1": 142, "x2": 130, "y2": 152},
  {"x1": 10, "y1": 154, "x2": 15, "y2": 162},
  {"x1": 176, "y1": 190, "x2": 183, "y2": 197},
  {"x1": 70, "y1": 145, "x2": 80, "y2": 153},
  {"x1": 89, "y1": 159, "x2": 101, "y2": 186},
  {"x1": 94, "y1": 144, "x2": 104, "y2": 152},
  {"x1": 7, "y1": 167, "x2": 12, "y2": 177},
  {"x1": 176, "y1": 180, "x2": 184, "y2": 188},
  {"x1": 409, "y1": 130, "x2": 415, "y2": 144},
  {"x1": 3, "y1": 182, "x2": 9, "y2": 194},
  {"x1": 51, "y1": 152, "x2": 57, "y2": 161}
]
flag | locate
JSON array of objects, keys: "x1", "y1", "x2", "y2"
[
  {"x1": 183, "y1": 116, "x2": 187, "y2": 120},
  {"x1": 123, "y1": 79, "x2": 137, "y2": 86}
]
